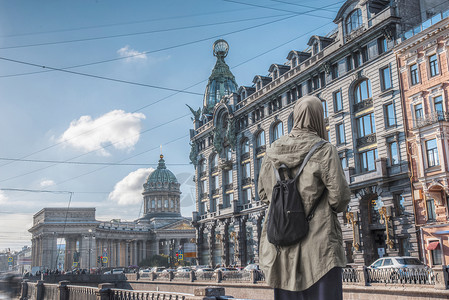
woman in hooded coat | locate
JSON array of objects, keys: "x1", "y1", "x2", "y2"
[{"x1": 258, "y1": 95, "x2": 351, "y2": 300}]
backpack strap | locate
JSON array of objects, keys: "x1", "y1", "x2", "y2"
[
  {"x1": 292, "y1": 140, "x2": 327, "y2": 182},
  {"x1": 273, "y1": 164, "x2": 291, "y2": 181},
  {"x1": 292, "y1": 140, "x2": 327, "y2": 221}
]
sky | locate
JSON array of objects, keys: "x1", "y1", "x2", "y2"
[{"x1": 0, "y1": 0, "x2": 342, "y2": 251}]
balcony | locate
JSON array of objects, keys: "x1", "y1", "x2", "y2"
[
  {"x1": 353, "y1": 98, "x2": 373, "y2": 113},
  {"x1": 200, "y1": 193, "x2": 209, "y2": 199},
  {"x1": 241, "y1": 177, "x2": 252, "y2": 186},
  {"x1": 415, "y1": 112, "x2": 449, "y2": 129},
  {"x1": 241, "y1": 152, "x2": 250, "y2": 161},
  {"x1": 256, "y1": 145, "x2": 266, "y2": 155},
  {"x1": 357, "y1": 133, "x2": 377, "y2": 147},
  {"x1": 200, "y1": 171, "x2": 207, "y2": 178},
  {"x1": 212, "y1": 188, "x2": 220, "y2": 196},
  {"x1": 220, "y1": 160, "x2": 233, "y2": 170},
  {"x1": 225, "y1": 183, "x2": 233, "y2": 191},
  {"x1": 347, "y1": 158, "x2": 388, "y2": 186},
  {"x1": 211, "y1": 166, "x2": 219, "y2": 174}
]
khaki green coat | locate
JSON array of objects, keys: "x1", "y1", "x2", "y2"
[{"x1": 258, "y1": 132, "x2": 351, "y2": 292}]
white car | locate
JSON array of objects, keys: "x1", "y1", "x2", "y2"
[
  {"x1": 139, "y1": 269, "x2": 151, "y2": 275},
  {"x1": 368, "y1": 256, "x2": 428, "y2": 270},
  {"x1": 176, "y1": 267, "x2": 191, "y2": 273}
]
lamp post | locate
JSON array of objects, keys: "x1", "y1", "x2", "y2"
[{"x1": 84, "y1": 229, "x2": 95, "y2": 273}]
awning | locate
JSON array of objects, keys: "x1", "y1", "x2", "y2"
[{"x1": 426, "y1": 241, "x2": 440, "y2": 250}]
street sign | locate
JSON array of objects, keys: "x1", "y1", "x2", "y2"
[
  {"x1": 8, "y1": 257, "x2": 13, "y2": 262},
  {"x1": 72, "y1": 262, "x2": 78, "y2": 267},
  {"x1": 178, "y1": 254, "x2": 184, "y2": 261},
  {"x1": 102, "y1": 257, "x2": 108, "y2": 264}
]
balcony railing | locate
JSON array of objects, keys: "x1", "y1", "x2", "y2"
[
  {"x1": 241, "y1": 177, "x2": 252, "y2": 186},
  {"x1": 415, "y1": 111, "x2": 449, "y2": 129},
  {"x1": 241, "y1": 152, "x2": 250, "y2": 161},
  {"x1": 353, "y1": 98, "x2": 373, "y2": 113},
  {"x1": 225, "y1": 183, "x2": 233, "y2": 190},
  {"x1": 220, "y1": 160, "x2": 233, "y2": 170},
  {"x1": 211, "y1": 166, "x2": 219, "y2": 174},
  {"x1": 200, "y1": 171, "x2": 207, "y2": 178},
  {"x1": 256, "y1": 145, "x2": 266, "y2": 155},
  {"x1": 200, "y1": 193, "x2": 208, "y2": 199},
  {"x1": 357, "y1": 133, "x2": 377, "y2": 147},
  {"x1": 212, "y1": 188, "x2": 220, "y2": 196}
]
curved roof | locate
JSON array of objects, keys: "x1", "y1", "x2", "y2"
[
  {"x1": 333, "y1": 0, "x2": 358, "y2": 23},
  {"x1": 144, "y1": 155, "x2": 178, "y2": 191},
  {"x1": 203, "y1": 40, "x2": 238, "y2": 115}
]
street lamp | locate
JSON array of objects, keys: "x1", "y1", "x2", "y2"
[{"x1": 84, "y1": 229, "x2": 95, "y2": 273}]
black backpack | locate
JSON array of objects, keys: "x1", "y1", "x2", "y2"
[{"x1": 266, "y1": 140, "x2": 326, "y2": 247}]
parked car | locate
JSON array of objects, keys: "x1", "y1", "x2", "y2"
[
  {"x1": 176, "y1": 267, "x2": 191, "y2": 273},
  {"x1": 195, "y1": 267, "x2": 214, "y2": 273},
  {"x1": 368, "y1": 257, "x2": 428, "y2": 270},
  {"x1": 150, "y1": 267, "x2": 166, "y2": 273},
  {"x1": 139, "y1": 269, "x2": 151, "y2": 276},
  {"x1": 244, "y1": 264, "x2": 260, "y2": 272},
  {"x1": 161, "y1": 268, "x2": 176, "y2": 273}
]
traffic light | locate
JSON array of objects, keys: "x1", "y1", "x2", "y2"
[
  {"x1": 97, "y1": 256, "x2": 101, "y2": 263},
  {"x1": 100, "y1": 256, "x2": 103, "y2": 265}
]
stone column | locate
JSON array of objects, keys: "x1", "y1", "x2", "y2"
[
  {"x1": 142, "y1": 240, "x2": 147, "y2": 261},
  {"x1": 125, "y1": 242, "x2": 129, "y2": 267},
  {"x1": 133, "y1": 240, "x2": 137, "y2": 266}
]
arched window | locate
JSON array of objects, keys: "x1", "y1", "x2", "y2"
[
  {"x1": 288, "y1": 114, "x2": 294, "y2": 133},
  {"x1": 241, "y1": 139, "x2": 250, "y2": 154},
  {"x1": 256, "y1": 130, "x2": 266, "y2": 148},
  {"x1": 272, "y1": 122, "x2": 284, "y2": 142},
  {"x1": 346, "y1": 9, "x2": 362, "y2": 34},
  {"x1": 225, "y1": 146, "x2": 232, "y2": 161},
  {"x1": 292, "y1": 57, "x2": 297, "y2": 68},
  {"x1": 211, "y1": 154, "x2": 218, "y2": 168},
  {"x1": 354, "y1": 79, "x2": 372, "y2": 103},
  {"x1": 199, "y1": 159, "x2": 207, "y2": 175},
  {"x1": 241, "y1": 91, "x2": 246, "y2": 100},
  {"x1": 273, "y1": 69, "x2": 278, "y2": 79}
]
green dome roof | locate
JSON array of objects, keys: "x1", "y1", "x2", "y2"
[{"x1": 144, "y1": 155, "x2": 178, "y2": 191}]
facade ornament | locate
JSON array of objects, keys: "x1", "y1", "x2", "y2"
[
  {"x1": 189, "y1": 142, "x2": 199, "y2": 167},
  {"x1": 382, "y1": 25, "x2": 394, "y2": 41},
  {"x1": 379, "y1": 206, "x2": 394, "y2": 249},
  {"x1": 346, "y1": 211, "x2": 360, "y2": 251},
  {"x1": 323, "y1": 61, "x2": 331, "y2": 74},
  {"x1": 226, "y1": 117, "x2": 236, "y2": 150},
  {"x1": 213, "y1": 126, "x2": 224, "y2": 154},
  {"x1": 186, "y1": 104, "x2": 202, "y2": 122}
]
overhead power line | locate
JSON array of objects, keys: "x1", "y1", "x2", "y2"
[
  {"x1": 0, "y1": 157, "x2": 191, "y2": 166},
  {"x1": 269, "y1": 0, "x2": 340, "y2": 13},
  {"x1": 0, "y1": 14, "x2": 292, "y2": 50}
]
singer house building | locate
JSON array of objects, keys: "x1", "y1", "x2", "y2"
[{"x1": 189, "y1": 0, "x2": 449, "y2": 267}]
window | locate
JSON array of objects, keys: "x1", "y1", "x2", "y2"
[
  {"x1": 434, "y1": 95, "x2": 443, "y2": 113},
  {"x1": 273, "y1": 69, "x2": 278, "y2": 79},
  {"x1": 211, "y1": 154, "x2": 218, "y2": 169},
  {"x1": 320, "y1": 72, "x2": 326, "y2": 88},
  {"x1": 346, "y1": 55, "x2": 353, "y2": 71},
  {"x1": 380, "y1": 66, "x2": 392, "y2": 90},
  {"x1": 339, "y1": 152, "x2": 347, "y2": 169},
  {"x1": 164, "y1": 199, "x2": 169, "y2": 208},
  {"x1": 426, "y1": 139, "x2": 439, "y2": 167},
  {"x1": 322, "y1": 100, "x2": 328, "y2": 118},
  {"x1": 288, "y1": 114, "x2": 294, "y2": 133},
  {"x1": 414, "y1": 103, "x2": 423, "y2": 120},
  {"x1": 199, "y1": 159, "x2": 207, "y2": 176},
  {"x1": 225, "y1": 146, "x2": 232, "y2": 161},
  {"x1": 298, "y1": 83, "x2": 303, "y2": 98},
  {"x1": 410, "y1": 64, "x2": 419, "y2": 85},
  {"x1": 223, "y1": 193, "x2": 233, "y2": 208},
  {"x1": 307, "y1": 79, "x2": 313, "y2": 93},
  {"x1": 357, "y1": 113, "x2": 376, "y2": 137},
  {"x1": 211, "y1": 175, "x2": 219, "y2": 191},
  {"x1": 389, "y1": 141, "x2": 399, "y2": 165},
  {"x1": 313, "y1": 75, "x2": 320, "y2": 90},
  {"x1": 426, "y1": 199, "x2": 436, "y2": 221},
  {"x1": 256, "y1": 130, "x2": 265, "y2": 148},
  {"x1": 360, "y1": 148, "x2": 378, "y2": 172},
  {"x1": 241, "y1": 139, "x2": 250, "y2": 154},
  {"x1": 345, "y1": 241, "x2": 354, "y2": 263},
  {"x1": 224, "y1": 169, "x2": 233, "y2": 185},
  {"x1": 395, "y1": 194, "x2": 405, "y2": 216},
  {"x1": 336, "y1": 123, "x2": 345, "y2": 145},
  {"x1": 158, "y1": 199, "x2": 162, "y2": 208},
  {"x1": 354, "y1": 79, "x2": 372, "y2": 103},
  {"x1": 334, "y1": 90, "x2": 343, "y2": 112},
  {"x1": 151, "y1": 199, "x2": 155, "y2": 208},
  {"x1": 361, "y1": 46, "x2": 368, "y2": 63},
  {"x1": 385, "y1": 103, "x2": 396, "y2": 127},
  {"x1": 170, "y1": 199, "x2": 174, "y2": 209},
  {"x1": 431, "y1": 243, "x2": 442, "y2": 265},
  {"x1": 200, "y1": 201, "x2": 206, "y2": 214},
  {"x1": 272, "y1": 122, "x2": 284, "y2": 142},
  {"x1": 242, "y1": 188, "x2": 252, "y2": 204},
  {"x1": 313, "y1": 43, "x2": 319, "y2": 55},
  {"x1": 353, "y1": 51, "x2": 362, "y2": 68},
  {"x1": 377, "y1": 37, "x2": 387, "y2": 54},
  {"x1": 429, "y1": 54, "x2": 439, "y2": 77},
  {"x1": 331, "y1": 63, "x2": 339, "y2": 79},
  {"x1": 210, "y1": 198, "x2": 216, "y2": 212},
  {"x1": 200, "y1": 180, "x2": 207, "y2": 195},
  {"x1": 242, "y1": 162, "x2": 251, "y2": 178},
  {"x1": 292, "y1": 57, "x2": 297, "y2": 68},
  {"x1": 346, "y1": 9, "x2": 362, "y2": 33}
]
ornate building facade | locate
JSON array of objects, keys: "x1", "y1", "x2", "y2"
[
  {"x1": 29, "y1": 155, "x2": 195, "y2": 271},
  {"x1": 396, "y1": 9, "x2": 449, "y2": 267},
  {"x1": 190, "y1": 0, "x2": 449, "y2": 267}
]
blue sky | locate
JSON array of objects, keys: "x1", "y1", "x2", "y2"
[{"x1": 0, "y1": 0, "x2": 341, "y2": 250}]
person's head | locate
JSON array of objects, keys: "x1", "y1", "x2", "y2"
[{"x1": 291, "y1": 95, "x2": 327, "y2": 140}]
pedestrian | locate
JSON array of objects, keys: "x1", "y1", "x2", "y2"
[{"x1": 258, "y1": 95, "x2": 350, "y2": 300}]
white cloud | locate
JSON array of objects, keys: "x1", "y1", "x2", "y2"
[
  {"x1": 117, "y1": 45, "x2": 147, "y2": 62},
  {"x1": 40, "y1": 179, "x2": 55, "y2": 187},
  {"x1": 0, "y1": 191, "x2": 8, "y2": 204},
  {"x1": 59, "y1": 110, "x2": 146, "y2": 156},
  {"x1": 108, "y1": 168, "x2": 154, "y2": 205}
]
